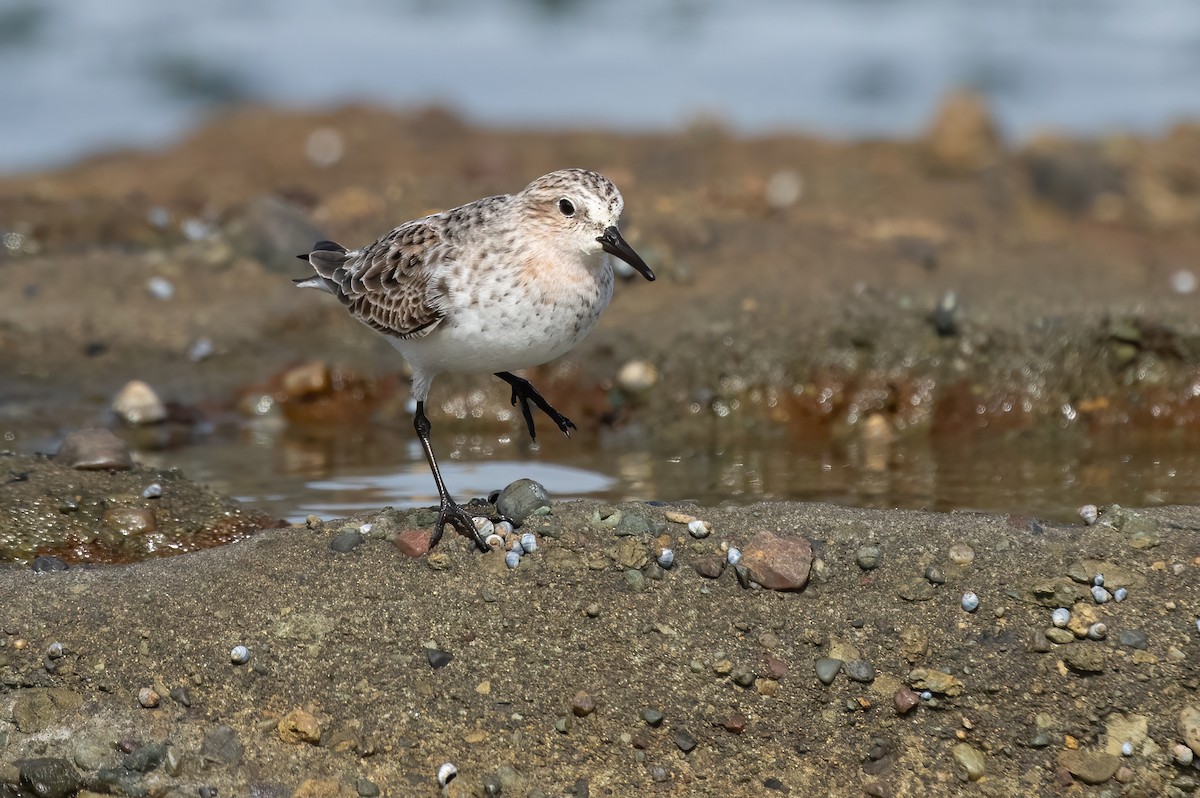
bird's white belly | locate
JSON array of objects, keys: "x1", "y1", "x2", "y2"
[{"x1": 395, "y1": 264, "x2": 614, "y2": 376}]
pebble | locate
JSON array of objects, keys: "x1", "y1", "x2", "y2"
[
  {"x1": 1092, "y1": 574, "x2": 1105, "y2": 587},
  {"x1": 1045, "y1": 627, "x2": 1075, "y2": 644},
  {"x1": 765, "y1": 169, "x2": 804, "y2": 209},
  {"x1": 1180, "y1": 704, "x2": 1200, "y2": 757},
  {"x1": 617, "y1": 359, "x2": 659, "y2": 392},
  {"x1": 1063, "y1": 646, "x2": 1105, "y2": 673},
  {"x1": 1173, "y1": 743, "x2": 1194, "y2": 766},
  {"x1": 437, "y1": 762, "x2": 458, "y2": 786},
  {"x1": 230, "y1": 645, "x2": 250, "y2": 664},
  {"x1": 495, "y1": 479, "x2": 550, "y2": 525},
  {"x1": 671, "y1": 729, "x2": 697, "y2": 753},
  {"x1": 741, "y1": 531, "x2": 813, "y2": 591},
  {"x1": 16, "y1": 758, "x2": 82, "y2": 798},
  {"x1": 1058, "y1": 750, "x2": 1120, "y2": 785},
  {"x1": 1091, "y1": 586, "x2": 1112, "y2": 604},
  {"x1": 894, "y1": 687, "x2": 920, "y2": 715},
  {"x1": 961, "y1": 592, "x2": 980, "y2": 612},
  {"x1": 356, "y1": 778, "x2": 381, "y2": 797},
  {"x1": 146, "y1": 275, "x2": 174, "y2": 300},
  {"x1": 124, "y1": 741, "x2": 168, "y2": 772},
  {"x1": 329, "y1": 529, "x2": 365, "y2": 553},
  {"x1": 1052, "y1": 608, "x2": 1071, "y2": 628},
  {"x1": 924, "y1": 565, "x2": 945, "y2": 585},
  {"x1": 1171, "y1": 269, "x2": 1198, "y2": 294},
  {"x1": 188, "y1": 337, "x2": 215, "y2": 362},
  {"x1": 1117, "y1": 629, "x2": 1147, "y2": 650},
  {"x1": 46, "y1": 641, "x2": 64, "y2": 659},
  {"x1": 1120, "y1": 741, "x2": 1133, "y2": 757},
  {"x1": 200, "y1": 725, "x2": 243, "y2": 766},
  {"x1": 687, "y1": 519, "x2": 711, "y2": 538},
  {"x1": 278, "y1": 709, "x2": 322, "y2": 745},
  {"x1": 844, "y1": 659, "x2": 876, "y2": 683},
  {"x1": 855, "y1": 544, "x2": 882, "y2": 570},
  {"x1": 952, "y1": 743, "x2": 986, "y2": 781},
  {"x1": 726, "y1": 547, "x2": 742, "y2": 565},
  {"x1": 571, "y1": 691, "x2": 596, "y2": 717},
  {"x1": 640, "y1": 708, "x2": 664, "y2": 727},
  {"x1": 112, "y1": 379, "x2": 168, "y2": 425},
  {"x1": 55, "y1": 428, "x2": 134, "y2": 470},
  {"x1": 505, "y1": 550, "x2": 521, "y2": 569},
  {"x1": 137, "y1": 687, "x2": 160, "y2": 708},
  {"x1": 1078, "y1": 504, "x2": 1099, "y2": 525},
  {"x1": 947, "y1": 543, "x2": 975, "y2": 566},
  {"x1": 141, "y1": 483, "x2": 163, "y2": 499},
  {"x1": 815, "y1": 658, "x2": 843, "y2": 685},
  {"x1": 26, "y1": 564, "x2": 60, "y2": 587},
  {"x1": 73, "y1": 736, "x2": 113, "y2": 770},
  {"x1": 692, "y1": 557, "x2": 725, "y2": 578},
  {"x1": 426, "y1": 648, "x2": 454, "y2": 669}
]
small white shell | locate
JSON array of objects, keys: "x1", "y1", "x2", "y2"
[
  {"x1": 137, "y1": 687, "x2": 160, "y2": 708},
  {"x1": 726, "y1": 547, "x2": 742, "y2": 566},
  {"x1": 961, "y1": 592, "x2": 980, "y2": 613},
  {"x1": 437, "y1": 762, "x2": 458, "y2": 786},
  {"x1": 1087, "y1": 622, "x2": 1107, "y2": 640},
  {"x1": 485, "y1": 533, "x2": 504, "y2": 549},
  {"x1": 520, "y1": 533, "x2": 537, "y2": 553},
  {"x1": 1078, "y1": 504, "x2": 1099, "y2": 525},
  {"x1": 1113, "y1": 587, "x2": 1127, "y2": 602},
  {"x1": 142, "y1": 483, "x2": 162, "y2": 499},
  {"x1": 1051, "y1": 608, "x2": 1071, "y2": 628},
  {"x1": 1092, "y1": 574, "x2": 1104, "y2": 587},
  {"x1": 230, "y1": 645, "x2": 250, "y2": 664},
  {"x1": 472, "y1": 517, "x2": 494, "y2": 537},
  {"x1": 46, "y1": 641, "x2": 64, "y2": 659},
  {"x1": 505, "y1": 550, "x2": 521, "y2": 569},
  {"x1": 687, "y1": 519, "x2": 711, "y2": 539},
  {"x1": 494, "y1": 520, "x2": 515, "y2": 536},
  {"x1": 1120, "y1": 740, "x2": 1133, "y2": 757},
  {"x1": 656, "y1": 548, "x2": 675, "y2": 568}
]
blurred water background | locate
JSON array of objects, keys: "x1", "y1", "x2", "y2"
[{"x1": 3, "y1": 0, "x2": 1200, "y2": 173}]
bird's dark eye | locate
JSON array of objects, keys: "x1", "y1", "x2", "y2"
[{"x1": 558, "y1": 198, "x2": 575, "y2": 217}]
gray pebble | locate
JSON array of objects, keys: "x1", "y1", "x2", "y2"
[
  {"x1": 671, "y1": 729, "x2": 697, "y2": 753},
  {"x1": 623, "y1": 569, "x2": 646, "y2": 591},
  {"x1": 124, "y1": 742, "x2": 168, "y2": 772},
  {"x1": 356, "y1": 778, "x2": 381, "y2": 797},
  {"x1": 425, "y1": 648, "x2": 454, "y2": 669},
  {"x1": 496, "y1": 479, "x2": 550, "y2": 525},
  {"x1": 74, "y1": 737, "x2": 114, "y2": 771},
  {"x1": 856, "y1": 545, "x2": 882, "y2": 570},
  {"x1": 844, "y1": 659, "x2": 876, "y2": 683},
  {"x1": 200, "y1": 725, "x2": 243, "y2": 766},
  {"x1": 55, "y1": 428, "x2": 134, "y2": 471},
  {"x1": 815, "y1": 658, "x2": 843, "y2": 685},
  {"x1": 329, "y1": 530, "x2": 365, "y2": 553},
  {"x1": 732, "y1": 667, "x2": 755, "y2": 687},
  {"x1": 33, "y1": 555, "x2": 68, "y2": 572},
  {"x1": 1113, "y1": 587, "x2": 1127, "y2": 602},
  {"x1": 1117, "y1": 630, "x2": 1148, "y2": 650},
  {"x1": 641, "y1": 708, "x2": 664, "y2": 727},
  {"x1": 924, "y1": 565, "x2": 945, "y2": 585},
  {"x1": 1091, "y1": 585, "x2": 1112, "y2": 604}
]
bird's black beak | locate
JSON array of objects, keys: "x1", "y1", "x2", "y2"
[{"x1": 598, "y1": 226, "x2": 655, "y2": 281}]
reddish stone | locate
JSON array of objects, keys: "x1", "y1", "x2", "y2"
[
  {"x1": 763, "y1": 653, "x2": 788, "y2": 680},
  {"x1": 893, "y1": 687, "x2": 921, "y2": 715},
  {"x1": 571, "y1": 691, "x2": 596, "y2": 717},
  {"x1": 393, "y1": 529, "x2": 430, "y2": 558},
  {"x1": 741, "y1": 531, "x2": 813, "y2": 591},
  {"x1": 691, "y1": 557, "x2": 726, "y2": 579},
  {"x1": 722, "y1": 713, "x2": 747, "y2": 734}
]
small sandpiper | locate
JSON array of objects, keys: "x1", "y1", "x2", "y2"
[{"x1": 297, "y1": 168, "x2": 655, "y2": 551}]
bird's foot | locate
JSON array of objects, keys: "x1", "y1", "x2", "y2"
[
  {"x1": 429, "y1": 499, "x2": 491, "y2": 552},
  {"x1": 499, "y1": 373, "x2": 576, "y2": 441}
]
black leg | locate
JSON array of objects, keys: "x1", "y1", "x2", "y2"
[
  {"x1": 414, "y1": 401, "x2": 490, "y2": 552},
  {"x1": 494, "y1": 371, "x2": 576, "y2": 442}
]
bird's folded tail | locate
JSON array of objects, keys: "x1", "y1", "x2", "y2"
[{"x1": 294, "y1": 240, "x2": 349, "y2": 292}]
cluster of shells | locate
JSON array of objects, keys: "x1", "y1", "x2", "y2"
[{"x1": 473, "y1": 517, "x2": 536, "y2": 568}]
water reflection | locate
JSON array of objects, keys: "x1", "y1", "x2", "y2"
[{"x1": 151, "y1": 419, "x2": 1200, "y2": 524}]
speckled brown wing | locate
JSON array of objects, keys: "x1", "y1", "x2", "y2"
[{"x1": 315, "y1": 221, "x2": 452, "y2": 340}]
